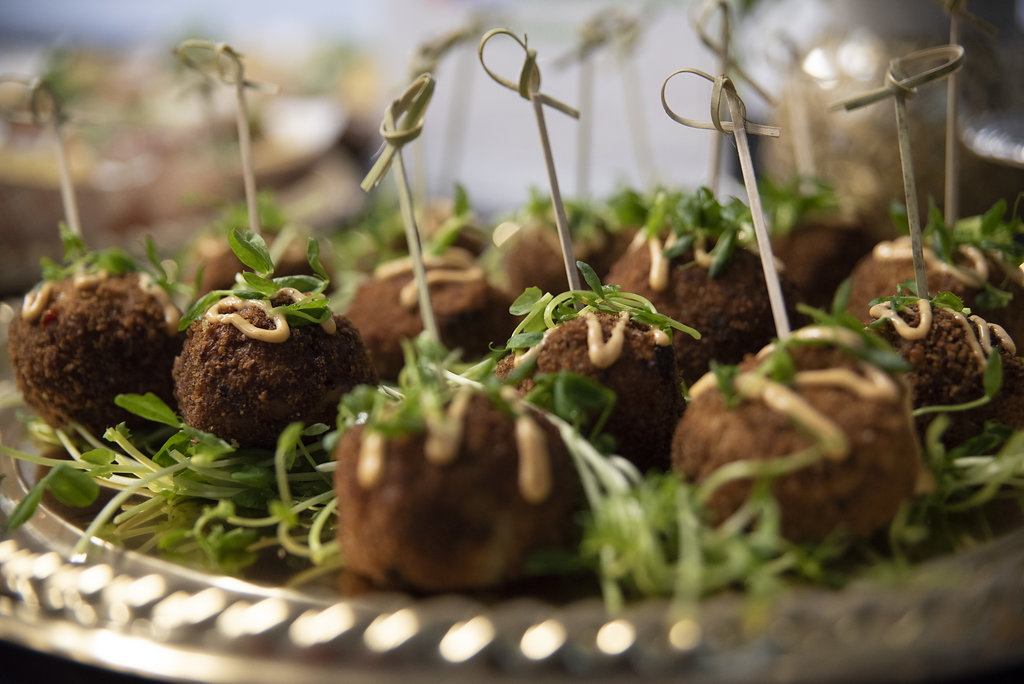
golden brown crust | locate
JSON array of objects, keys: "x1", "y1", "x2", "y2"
[
  {"x1": 8, "y1": 273, "x2": 183, "y2": 435},
  {"x1": 345, "y1": 268, "x2": 515, "y2": 380},
  {"x1": 333, "y1": 393, "x2": 578, "y2": 591},
  {"x1": 672, "y1": 345, "x2": 919, "y2": 542},
  {"x1": 875, "y1": 305, "x2": 1024, "y2": 447},
  {"x1": 496, "y1": 312, "x2": 682, "y2": 472},
  {"x1": 172, "y1": 308, "x2": 376, "y2": 447},
  {"x1": 847, "y1": 250, "x2": 1024, "y2": 344},
  {"x1": 606, "y1": 244, "x2": 805, "y2": 386}
]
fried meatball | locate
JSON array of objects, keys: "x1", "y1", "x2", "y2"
[
  {"x1": 345, "y1": 251, "x2": 515, "y2": 380},
  {"x1": 672, "y1": 338, "x2": 920, "y2": 542},
  {"x1": 872, "y1": 301, "x2": 1024, "y2": 447},
  {"x1": 500, "y1": 224, "x2": 636, "y2": 298},
  {"x1": 8, "y1": 273, "x2": 183, "y2": 436},
  {"x1": 496, "y1": 311, "x2": 682, "y2": 472},
  {"x1": 173, "y1": 298, "x2": 376, "y2": 448},
  {"x1": 606, "y1": 240, "x2": 804, "y2": 386},
  {"x1": 772, "y1": 218, "x2": 876, "y2": 309},
  {"x1": 847, "y1": 238, "x2": 1024, "y2": 343},
  {"x1": 333, "y1": 391, "x2": 578, "y2": 591}
]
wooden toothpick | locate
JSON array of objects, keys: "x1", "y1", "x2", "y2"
[
  {"x1": 362, "y1": 74, "x2": 440, "y2": 343},
  {"x1": 175, "y1": 40, "x2": 278, "y2": 237},
  {"x1": 832, "y1": 44, "x2": 965, "y2": 299},
  {"x1": 662, "y1": 68, "x2": 790, "y2": 339},
  {"x1": 0, "y1": 77, "x2": 81, "y2": 237},
  {"x1": 691, "y1": 0, "x2": 775, "y2": 195},
  {"x1": 479, "y1": 28, "x2": 581, "y2": 292}
]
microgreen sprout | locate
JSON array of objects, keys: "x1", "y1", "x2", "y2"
[
  {"x1": 502, "y1": 262, "x2": 700, "y2": 352},
  {"x1": 3, "y1": 392, "x2": 339, "y2": 576},
  {"x1": 177, "y1": 228, "x2": 332, "y2": 331}
]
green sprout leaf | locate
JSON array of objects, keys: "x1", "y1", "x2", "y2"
[
  {"x1": 46, "y1": 464, "x2": 99, "y2": 507},
  {"x1": 115, "y1": 393, "x2": 181, "y2": 428},
  {"x1": 983, "y1": 350, "x2": 1004, "y2": 398},
  {"x1": 306, "y1": 237, "x2": 329, "y2": 280},
  {"x1": 228, "y1": 228, "x2": 274, "y2": 275}
]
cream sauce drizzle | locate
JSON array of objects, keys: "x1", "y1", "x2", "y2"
[
  {"x1": 205, "y1": 296, "x2": 290, "y2": 343},
  {"x1": 72, "y1": 270, "x2": 109, "y2": 290},
  {"x1": 647, "y1": 235, "x2": 674, "y2": 292},
  {"x1": 137, "y1": 274, "x2": 182, "y2": 335},
  {"x1": 355, "y1": 387, "x2": 554, "y2": 504},
  {"x1": 868, "y1": 299, "x2": 933, "y2": 340},
  {"x1": 582, "y1": 310, "x2": 630, "y2": 368},
  {"x1": 203, "y1": 288, "x2": 335, "y2": 341},
  {"x1": 691, "y1": 326, "x2": 903, "y2": 461},
  {"x1": 357, "y1": 431, "x2": 386, "y2": 488},
  {"x1": 398, "y1": 266, "x2": 485, "y2": 309},
  {"x1": 873, "y1": 236, "x2": 988, "y2": 288},
  {"x1": 424, "y1": 388, "x2": 473, "y2": 465},
  {"x1": 21, "y1": 281, "x2": 57, "y2": 322},
  {"x1": 736, "y1": 373, "x2": 849, "y2": 460},
  {"x1": 870, "y1": 299, "x2": 1016, "y2": 371},
  {"x1": 515, "y1": 414, "x2": 552, "y2": 503}
]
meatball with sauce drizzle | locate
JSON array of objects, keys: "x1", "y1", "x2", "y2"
[
  {"x1": 333, "y1": 387, "x2": 578, "y2": 591},
  {"x1": 8, "y1": 271, "x2": 183, "y2": 436},
  {"x1": 173, "y1": 288, "x2": 377, "y2": 448},
  {"x1": 870, "y1": 298, "x2": 1024, "y2": 447},
  {"x1": 673, "y1": 326, "x2": 921, "y2": 542},
  {"x1": 497, "y1": 310, "x2": 682, "y2": 473},
  {"x1": 345, "y1": 248, "x2": 515, "y2": 380}
]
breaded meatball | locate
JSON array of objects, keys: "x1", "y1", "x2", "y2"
[
  {"x1": 497, "y1": 311, "x2": 682, "y2": 472},
  {"x1": 847, "y1": 238, "x2": 1024, "y2": 343},
  {"x1": 872, "y1": 300, "x2": 1024, "y2": 447},
  {"x1": 606, "y1": 241, "x2": 804, "y2": 386},
  {"x1": 345, "y1": 251, "x2": 515, "y2": 380},
  {"x1": 173, "y1": 297, "x2": 376, "y2": 447},
  {"x1": 772, "y1": 219, "x2": 876, "y2": 309},
  {"x1": 8, "y1": 272, "x2": 182, "y2": 435},
  {"x1": 333, "y1": 391, "x2": 578, "y2": 591},
  {"x1": 672, "y1": 337, "x2": 920, "y2": 542}
]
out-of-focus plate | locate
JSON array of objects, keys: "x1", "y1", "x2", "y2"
[{"x1": 2, "y1": 309, "x2": 1024, "y2": 683}]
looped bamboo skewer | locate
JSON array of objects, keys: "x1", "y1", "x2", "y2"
[
  {"x1": 174, "y1": 40, "x2": 278, "y2": 237},
  {"x1": 479, "y1": 28, "x2": 581, "y2": 292},
  {"x1": 661, "y1": 68, "x2": 790, "y2": 339},
  {"x1": 361, "y1": 74, "x2": 441, "y2": 343},
  {"x1": 832, "y1": 44, "x2": 965, "y2": 299}
]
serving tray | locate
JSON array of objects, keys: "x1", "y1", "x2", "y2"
[{"x1": 2, "y1": 313, "x2": 1024, "y2": 683}]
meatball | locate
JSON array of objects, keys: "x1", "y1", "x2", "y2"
[
  {"x1": 173, "y1": 295, "x2": 376, "y2": 448},
  {"x1": 8, "y1": 272, "x2": 183, "y2": 436},
  {"x1": 871, "y1": 299, "x2": 1024, "y2": 447},
  {"x1": 497, "y1": 311, "x2": 682, "y2": 472},
  {"x1": 345, "y1": 249, "x2": 515, "y2": 380},
  {"x1": 672, "y1": 332, "x2": 920, "y2": 542},
  {"x1": 333, "y1": 390, "x2": 578, "y2": 591},
  {"x1": 772, "y1": 218, "x2": 876, "y2": 309},
  {"x1": 606, "y1": 238, "x2": 804, "y2": 386},
  {"x1": 847, "y1": 237, "x2": 1024, "y2": 343},
  {"x1": 499, "y1": 223, "x2": 636, "y2": 298}
]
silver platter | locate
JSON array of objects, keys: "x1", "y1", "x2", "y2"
[{"x1": 2, "y1": 315, "x2": 1024, "y2": 682}]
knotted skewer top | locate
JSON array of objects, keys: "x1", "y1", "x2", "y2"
[
  {"x1": 361, "y1": 73, "x2": 436, "y2": 191},
  {"x1": 661, "y1": 68, "x2": 780, "y2": 139},
  {"x1": 831, "y1": 44, "x2": 965, "y2": 112},
  {"x1": 478, "y1": 28, "x2": 579, "y2": 120}
]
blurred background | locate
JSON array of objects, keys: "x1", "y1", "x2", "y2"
[{"x1": 0, "y1": 0, "x2": 1021, "y2": 295}]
